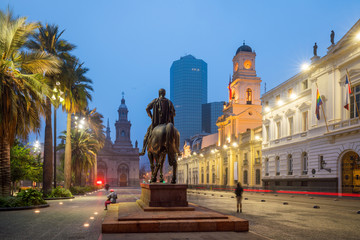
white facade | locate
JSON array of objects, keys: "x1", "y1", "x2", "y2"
[{"x1": 261, "y1": 20, "x2": 360, "y2": 193}]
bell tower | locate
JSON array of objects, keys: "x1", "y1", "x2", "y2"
[
  {"x1": 114, "y1": 92, "x2": 132, "y2": 148},
  {"x1": 230, "y1": 41, "x2": 261, "y2": 106}
]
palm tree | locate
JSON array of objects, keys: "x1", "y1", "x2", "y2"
[
  {"x1": 58, "y1": 129, "x2": 99, "y2": 186},
  {"x1": 61, "y1": 58, "x2": 93, "y2": 189},
  {"x1": 27, "y1": 24, "x2": 75, "y2": 194},
  {"x1": 0, "y1": 10, "x2": 60, "y2": 196},
  {"x1": 82, "y1": 108, "x2": 105, "y2": 184}
]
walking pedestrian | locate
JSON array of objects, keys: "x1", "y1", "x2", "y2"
[{"x1": 235, "y1": 182, "x2": 244, "y2": 213}]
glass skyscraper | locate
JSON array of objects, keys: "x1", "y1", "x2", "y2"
[
  {"x1": 202, "y1": 101, "x2": 224, "y2": 134},
  {"x1": 170, "y1": 55, "x2": 207, "y2": 147}
]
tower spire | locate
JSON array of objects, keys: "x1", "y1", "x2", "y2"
[{"x1": 106, "y1": 118, "x2": 111, "y2": 140}]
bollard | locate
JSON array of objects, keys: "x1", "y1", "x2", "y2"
[
  {"x1": 244, "y1": 198, "x2": 248, "y2": 200},
  {"x1": 212, "y1": 194, "x2": 214, "y2": 196},
  {"x1": 261, "y1": 200, "x2": 266, "y2": 202},
  {"x1": 313, "y1": 205, "x2": 320, "y2": 209},
  {"x1": 231, "y1": 196, "x2": 234, "y2": 198},
  {"x1": 283, "y1": 202, "x2": 288, "y2": 205},
  {"x1": 220, "y1": 195, "x2": 223, "y2": 197},
  {"x1": 357, "y1": 210, "x2": 360, "y2": 214}
]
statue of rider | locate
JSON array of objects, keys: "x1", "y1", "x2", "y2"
[{"x1": 139, "y1": 88, "x2": 176, "y2": 156}]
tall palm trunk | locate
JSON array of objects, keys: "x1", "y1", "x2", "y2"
[
  {"x1": 74, "y1": 162, "x2": 82, "y2": 186},
  {"x1": 0, "y1": 135, "x2": 11, "y2": 196},
  {"x1": 64, "y1": 113, "x2": 72, "y2": 189},
  {"x1": 94, "y1": 154, "x2": 97, "y2": 185},
  {"x1": 43, "y1": 97, "x2": 53, "y2": 194}
]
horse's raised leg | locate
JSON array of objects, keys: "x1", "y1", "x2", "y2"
[{"x1": 151, "y1": 154, "x2": 162, "y2": 183}]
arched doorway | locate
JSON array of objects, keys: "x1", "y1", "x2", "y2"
[
  {"x1": 341, "y1": 151, "x2": 360, "y2": 193},
  {"x1": 118, "y1": 164, "x2": 129, "y2": 187}
]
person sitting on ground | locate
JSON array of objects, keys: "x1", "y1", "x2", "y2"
[
  {"x1": 235, "y1": 182, "x2": 244, "y2": 213},
  {"x1": 104, "y1": 189, "x2": 117, "y2": 210}
]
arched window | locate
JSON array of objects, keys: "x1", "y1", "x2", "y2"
[
  {"x1": 121, "y1": 130, "x2": 125, "y2": 137},
  {"x1": 288, "y1": 154, "x2": 293, "y2": 175},
  {"x1": 243, "y1": 170, "x2": 248, "y2": 184},
  {"x1": 246, "y1": 88, "x2": 252, "y2": 104},
  {"x1": 302, "y1": 152, "x2": 308, "y2": 175}
]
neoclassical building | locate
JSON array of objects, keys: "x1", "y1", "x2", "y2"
[
  {"x1": 261, "y1": 20, "x2": 360, "y2": 193},
  {"x1": 177, "y1": 43, "x2": 263, "y2": 189},
  {"x1": 97, "y1": 95, "x2": 139, "y2": 187}
]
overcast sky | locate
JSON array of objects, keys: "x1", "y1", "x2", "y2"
[{"x1": 2, "y1": 0, "x2": 360, "y2": 150}]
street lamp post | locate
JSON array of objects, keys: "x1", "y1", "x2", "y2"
[{"x1": 52, "y1": 81, "x2": 63, "y2": 188}]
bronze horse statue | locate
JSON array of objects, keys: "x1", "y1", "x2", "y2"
[{"x1": 147, "y1": 123, "x2": 180, "y2": 184}]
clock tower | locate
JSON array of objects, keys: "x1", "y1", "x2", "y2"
[{"x1": 217, "y1": 42, "x2": 262, "y2": 145}]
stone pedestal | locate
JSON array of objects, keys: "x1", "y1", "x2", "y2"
[{"x1": 140, "y1": 183, "x2": 188, "y2": 207}]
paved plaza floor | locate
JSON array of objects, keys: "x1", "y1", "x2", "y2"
[{"x1": 0, "y1": 187, "x2": 359, "y2": 240}]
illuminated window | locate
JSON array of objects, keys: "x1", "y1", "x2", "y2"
[
  {"x1": 265, "y1": 125, "x2": 270, "y2": 141},
  {"x1": 246, "y1": 88, "x2": 252, "y2": 104},
  {"x1": 276, "y1": 95, "x2": 280, "y2": 102}
]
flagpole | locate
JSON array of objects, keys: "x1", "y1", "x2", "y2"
[
  {"x1": 346, "y1": 69, "x2": 360, "y2": 120},
  {"x1": 316, "y1": 82, "x2": 329, "y2": 132}
]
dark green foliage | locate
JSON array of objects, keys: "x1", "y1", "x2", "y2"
[
  {"x1": 10, "y1": 140, "x2": 43, "y2": 195},
  {"x1": 0, "y1": 189, "x2": 46, "y2": 207},
  {"x1": 47, "y1": 186, "x2": 73, "y2": 198},
  {"x1": 69, "y1": 185, "x2": 99, "y2": 195}
]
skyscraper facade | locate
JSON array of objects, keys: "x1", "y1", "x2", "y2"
[
  {"x1": 170, "y1": 55, "x2": 207, "y2": 147},
  {"x1": 202, "y1": 101, "x2": 225, "y2": 134}
]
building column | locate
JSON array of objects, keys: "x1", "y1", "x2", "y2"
[{"x1": 229, "y1": 149, "x2": 234, "y2": 187}]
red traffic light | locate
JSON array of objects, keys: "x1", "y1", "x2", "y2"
[{"x1": 96, "y1": 180, "x2": 102, "y2": 185}]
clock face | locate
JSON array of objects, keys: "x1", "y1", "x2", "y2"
[
  {"x1": 234, "y1": 62, "x2": 239, "y2": 71},
  {"x1": 244, "y1": 60, "x2": 252, "y2": 69}
]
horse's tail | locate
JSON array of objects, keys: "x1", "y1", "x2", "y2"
[{"x1": 165, "y1": 123, "x2": 174, "y2": 152}]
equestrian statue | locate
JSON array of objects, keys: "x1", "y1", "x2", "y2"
[{"x1": 140, "y1": 88, "x2": 180, "y2": 183}]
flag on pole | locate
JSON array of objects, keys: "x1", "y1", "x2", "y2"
[
  {"x1": 344, "y1": 73, "x2": 352, "y2": 110},
  {"x1": 315, "y1": 89, "x2": 323, "y2": 120},
  {"x1": 228, "y1": 77, "x2": 232, "y2": 101}
]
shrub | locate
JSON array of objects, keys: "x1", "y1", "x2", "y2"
[
  {"x1": 70, "y1": 185, "x2": 99, "y2": 195},
  {"x1": 0, "y1": 189, "x2": 46, "y2": 207},
  {"x1": 47, "y1": 186, "x2": 73, "y2": 198},
  {"x1": 16, "y1": 189, "x2": 46, "y2": 206}
]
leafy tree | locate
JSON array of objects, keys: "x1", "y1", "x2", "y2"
[
  {"x1": 10, "y1": 140, "x2": 42, "y2": 195},
  {"x1": 59, "y1": 129, "x2": 99, "y2": 186},
  {"x1": 61, "y1": 58, "x2": 93, "y2": 189},
  {"x1": 27, "y1": 24, "x2": 75, "y2": 194},
  {"x1": 0, "y1": 9, "x2": 60, "y2": 196}
]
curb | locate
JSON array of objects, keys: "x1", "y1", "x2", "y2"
[
  {"x1": 0, "y1": 204, "x2": 50, "y2": 211},
  {"x1": 44, "y1": 197, "x2": 75, "y2": 200}
]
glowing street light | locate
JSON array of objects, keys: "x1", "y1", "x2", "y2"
[
  {"x1": 356, "y1": 32, "x2": 360, "y2": 41},
  {"x1": 265, "y1": 107, "x2": 271, "y2": 112},
  {"x1": 277, "y1": 100, "x2": 284, "y2": 106},
  {"x1": 223, "y1": 144, "x2": 228, "y2": 149},
  {"x1": 290, "y1": 93, "x2": 297, "y2": 99},
  {"x1": 301, "y1": 63, "x2": 310, "y2": 71},
  {"x1": 232, "y1": 142, "x2": 238, "y2": 147}
]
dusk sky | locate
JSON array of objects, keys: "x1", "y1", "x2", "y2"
[{"x1": 2, "y1": 0, "x2": 360, "y2": 150}]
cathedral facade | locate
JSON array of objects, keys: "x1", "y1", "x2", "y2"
[{"x1": 97, "y1": 95, "x2": 140, "y2": 187}]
